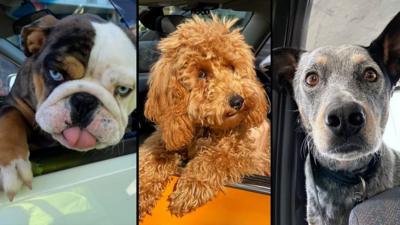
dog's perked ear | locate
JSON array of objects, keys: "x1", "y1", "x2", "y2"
[
  {"x1": 21, "y1": 15, "x2": 59, "y2": 57},
  {"x1": 144, "y1": 55, "x2": 194, "y2": 151},
  {"x1": 368, "y1": 12, "x2": 400, "y2": 86},
  {"x1": 272, "y1": 47, "x2": 305, "y2": 93}
]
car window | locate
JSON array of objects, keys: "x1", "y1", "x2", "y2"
[
  {"x1": 138, "y1": 6, "x2": 253, "y2": 73},
  {"x1": 5, "y1": 0, "x2": 122, "y2": 51},
  {"x1": 0, "y1": 54, "x2": 18, "y2": 97},
  {"x1": 163, "y1": 6, "x2": 251, "y2": 27},
  {"x1": 306, "y1": 0, "x2": 400, "y2": 151}
]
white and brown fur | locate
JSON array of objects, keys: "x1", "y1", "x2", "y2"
[{"x1": 0, "y1": 14, "x2": 136, "y2": 200}]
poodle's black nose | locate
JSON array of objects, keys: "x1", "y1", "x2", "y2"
[
  {"x1": 229, "y1": 94, "x2": 244, "y2": 110},
  {"x1": 325, "y1": 102, "x2": 365, "y2": 137}
]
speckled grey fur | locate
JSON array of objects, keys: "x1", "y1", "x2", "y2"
[{"x1": 293, "y1": 46, "x2": 400, "y2": 225}]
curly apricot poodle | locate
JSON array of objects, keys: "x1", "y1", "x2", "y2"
[{"x1": 139, "y1": 15, "x2": 270, "y2": 219}]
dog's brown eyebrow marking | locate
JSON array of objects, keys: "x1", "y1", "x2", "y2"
[
  {"x1": 316, "y1": 55, "x2": 328, "y2": 65},
  {"x1": 351, "y1": 54, "x2": 367, "y2": 63},
  {"x1": 13, "y1": 97, "x2": 35, "y2": 126},
  {"x1": 33, "y1": 72, "x2": 46, "y2": 105},
  {"x1": 62, "y1": 56, "x2": 85, "y2": 79}
]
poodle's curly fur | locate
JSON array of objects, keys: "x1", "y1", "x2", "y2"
[{"x1": 139, "y1": 15, "x2": 270, "y2": 219}]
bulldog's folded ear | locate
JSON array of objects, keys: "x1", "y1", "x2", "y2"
[
  {"x1": 21, "y1": 15, "x2": 58, "y2": 57},
  {"x1": 368, "y1": 12, "x2": 400, "y2": 86},
  {"x1": 272, "y1": 47, "x2": 305, "y2": 93}
]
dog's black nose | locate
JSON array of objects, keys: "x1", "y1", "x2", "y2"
[
  {"x1": 229, "y1": 94, "x2": 244, "y2": 110},
  {"x1": 70, "y1": 92, "x2": 99, "y2": 127},
  {"x1": 325, "y1": 102, "x2": 366, "y2": 137}
]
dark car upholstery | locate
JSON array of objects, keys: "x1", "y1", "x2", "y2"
[{"x1": 349, "y1": 187, "x2": 400, "y2": 225}]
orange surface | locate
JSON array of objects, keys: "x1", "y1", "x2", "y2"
[{"x1": 141, "y1": 177, "x2": 271, "y2": 225}]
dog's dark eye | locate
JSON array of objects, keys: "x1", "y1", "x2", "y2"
[
  {"x1": 115, "y1": 86, "x2": 132, "y2": 97},
  {"x1": 48, "y1": 70, "x2": 64, "y2": 81},
  {"x1": 199, "y1": 70, "x2": 207, "y2": 79},
  {"x1": 363, "y1": 68, "x2": 378, "y2": 82},
  {"x1": 305, "y1": 73, "x2": 319, "y2": 87}
]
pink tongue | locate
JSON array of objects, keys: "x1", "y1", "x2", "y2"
[{"x1": 62, "y1": 127, "x2": 96, "y2": 149}]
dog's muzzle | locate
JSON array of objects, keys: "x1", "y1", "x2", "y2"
[
  {"x1": 35, "y1": 80, "x2": 126, "y2": 151},
  {"x1": 70, "y1": 92, "x2": 99, "y2": 127},
  {"x1": 325, "y1": 101, "x2": 366, "y2": 138}
]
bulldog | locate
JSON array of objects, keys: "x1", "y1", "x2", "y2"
[{"x1": 0, "y1": 14, "x2": 136, "y2": 200}]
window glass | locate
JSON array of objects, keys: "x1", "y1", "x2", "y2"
[
  {"x1": 5, "y1": 0, "x2": 122, "y2": 51},
  {"x1": 138, "y1": 6, "x2": 252, "y2": 73},
  {"x1": 0, "y1": 54, "x2": 18, "y2": 97}
]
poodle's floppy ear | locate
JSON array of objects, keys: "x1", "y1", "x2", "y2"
[
  {"x1": 272, "y1": 47, "x2": 305, "y2": 94},
  {"x1": 144, "y1": 56, "x2": 194, "y2": 151},
  {"x1": 368, "y1": 12, "x2": 400, "y2": 86},
  {"x1": 21, "y1": 15, "x2": 58, "y2": 57}
]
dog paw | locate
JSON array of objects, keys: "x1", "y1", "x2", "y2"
[
  {"x1": 139, "y1": 177, "x2": 169, "y2": 220},
  {"x1": 139, "y1": 193, "x2": 155, "y2": 220},
  {"x1": 168, "y1": 178, "x2": 217, "y2": 217},
  {"x1": 0, "y1": 159, "x2": 33, "y2": 201}
]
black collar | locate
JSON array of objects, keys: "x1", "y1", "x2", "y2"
[{"x1": 310, "y1": 153, "x2": 381, "y2": 185}]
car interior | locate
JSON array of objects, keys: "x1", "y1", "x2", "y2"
[
  {"x1": 138, "y1": 0, "x2": 271, "y2": 194},
  {"x1": 0, "y1": 0, "x2": 136, "y2": 176}
]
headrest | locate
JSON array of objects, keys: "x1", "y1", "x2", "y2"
[
  {"x1": 159, "y1": 15, "x2": 186, "y2": 34},
  {"x1": 139, "y1": 8, "x2": 163, "y2": 30}
]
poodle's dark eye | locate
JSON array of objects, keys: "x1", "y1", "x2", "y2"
[
  {"x1": 229, "y1": 65, "x2": 235, "y2": 71},
  {"x1": 199, "y1": 70, "x2": 207, "y2": 79}
]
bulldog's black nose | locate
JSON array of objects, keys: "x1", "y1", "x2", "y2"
[
  {"x1": 325, "y1": 102, "x2": 365, "y2": 137},
  {"x1": 70, "y1": 92, "x2": 99, "y2": 127},
  {"x1": 229, "y1": 94, "x2": 244, "y2": 110}
]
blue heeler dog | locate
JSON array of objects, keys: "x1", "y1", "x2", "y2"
[{"x1": 273, "y1": 12, "x2": 400, "y2": 225}]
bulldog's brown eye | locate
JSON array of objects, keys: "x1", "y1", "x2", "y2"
[
  {"x1": 199, "y1": 70, "x2": 207, "y2": 79},
  {"x1": 115, "y1": 86, "x2": 132, "y2": 97},
  {"x1": 305, "y1": 72, "x2": 319, "y2": 87},
  {"x1": 364, "y1": 68, "x2": 378, "y2": 82}
]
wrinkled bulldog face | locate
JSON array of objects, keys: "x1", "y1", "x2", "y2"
[{"x1": 23, "y1": 15, "x2": 136, "y2": 151}]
